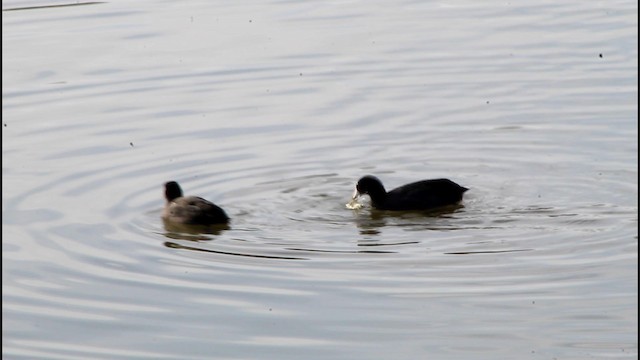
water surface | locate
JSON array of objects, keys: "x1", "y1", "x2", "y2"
[{"x1": 3, "y1": 0, "x2": 637, "y2": 359}]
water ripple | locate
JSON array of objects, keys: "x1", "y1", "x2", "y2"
[{"x1": 3, "y1": 0, "x2": 636, "y2": 358}]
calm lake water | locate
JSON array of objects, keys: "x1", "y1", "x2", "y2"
[{"x1": 2, "y1": 0, "x2": 637, "y2": 359}]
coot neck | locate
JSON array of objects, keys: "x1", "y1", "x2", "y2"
[{"x1": 367, "y1": 186, "x2": 388, "y2": 207}]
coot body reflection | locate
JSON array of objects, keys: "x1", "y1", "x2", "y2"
[
  {"x1": 162, "y1": 181, "x2": 230, "y2": 225},
  {"x1": 352, "y1": 175, "x2": 468, "y2": 211}
]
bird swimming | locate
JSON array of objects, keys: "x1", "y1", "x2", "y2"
[
  {"x1": 349, "y1": 175, "x2": 468, "y2": 211},
  {"x1": 162, "y1": 181, "x2": 230, "y2": 225}
]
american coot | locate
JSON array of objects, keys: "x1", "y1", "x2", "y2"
[
  {"x1": 162, "y1": 181, "x2": 230, "y2": 225},
  {"x1": 351, "y1": 175, "x2": 468, "y2": 211}
]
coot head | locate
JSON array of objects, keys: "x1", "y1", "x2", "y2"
[
  {"x1": 353, "y1": 175, "x2": 387, "y2": 203},
  {"x1": 164, "y1": 181, "x2": 183, "y2": 202}
]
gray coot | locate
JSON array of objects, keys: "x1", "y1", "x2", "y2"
[
  {"x1": 352, "y1": 175, "x2": 468, "y2": 211},
  {"x1": 162, "y1": 181, "x2": 230, "y2": 225}
]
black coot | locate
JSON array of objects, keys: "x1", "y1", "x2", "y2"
[
  {"x1": 352, "y1": 175, "x2": 468, "y2": 211},
  {"x1": 162, "y1": 181, "x2": 230, "y2": 225}
]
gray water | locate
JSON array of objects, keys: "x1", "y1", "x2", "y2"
[{"x1": 2, "y1": 0, "x2": 637, "y2": 359}]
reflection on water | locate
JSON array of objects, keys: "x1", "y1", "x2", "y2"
[
  {"x1": 162, "y1": 218, "x2": 230, "y2": 238},
  {"x1": 352, "y1": 204, "x2": 468, "y2": 235},
  {"x1": 3, "y1": 0, "x2": 637, "y2": 359}
]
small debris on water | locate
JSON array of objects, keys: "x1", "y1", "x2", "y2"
[{"x1": 346, "y1": 198, "x2": 363, "y2": 210}]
